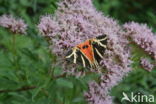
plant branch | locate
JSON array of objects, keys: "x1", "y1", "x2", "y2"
[
  {"x1": 53, "y1": 73, "x2": 67, "y2": 79},
  {"x1": 0, "y1": 86, "x2": 36, "y2": 93}
]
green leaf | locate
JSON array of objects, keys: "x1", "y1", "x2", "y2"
[{"x1": 56, "y1": 78, "x2": 73, "y2": 89}]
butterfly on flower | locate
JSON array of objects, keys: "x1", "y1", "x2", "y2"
[{"x1": 66, "y1": 35, "x2": 107, "y2": 69}]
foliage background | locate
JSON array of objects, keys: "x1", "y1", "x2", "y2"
[{"x1": 0, "y1": 0, "x2": 156, "y2": 104}]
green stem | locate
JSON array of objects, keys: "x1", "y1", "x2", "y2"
[
  {"x1": 0, "y1": 86, "x2": 36, "y2": 93},
  {"x1": 12, "y1": 34, "x2": 17, "y2": 69}
]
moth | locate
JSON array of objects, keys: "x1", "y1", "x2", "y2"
[{"x1": 66, "y1": 35, "x2": 107, "y2": 69}]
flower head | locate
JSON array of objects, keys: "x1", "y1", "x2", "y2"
[
  {"x1": 84, "y1": 81, "x2": 113, "y2": 104},
  {"x1": 38, "y1": 15, "x2": 59, "y2": 37},
  {"x1": 38, "y1": 0, "x2": 132, "y2": 103},
  {"x1": 123, "y1": 22, "x2": 156, "y2": 60},
  {"x1": 140, "y1": 58, "x2": 154, "y2": 72},
  {"x1": 0, "y1": 15, "x2": 27, "y2": 34}
]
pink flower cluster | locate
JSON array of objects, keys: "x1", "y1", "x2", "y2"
[
  {"x1": 37, "y1": 0, "x2": 156, "y2": 103},
  {"x1": 124, "y1": 22, "x2": 156, "y2": 60},
  {"x1": 0, "y1": 15, "x2": 27, "y2": 34},
  {"x1": 84, "y1": 81, "x2": 113, "y2": 104},
  {"x1": 140, "y1": 58, "x2": 154, "y2": 72},
  {"x1": 38, "y1": 15, "x2": 59, "y2": 37},
  {"x1": 2, "y1": 0, "x2": 155, "y2": 103}
]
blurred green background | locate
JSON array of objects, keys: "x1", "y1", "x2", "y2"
[{"x1": 0, "y1": 0, "x2": 156, "y2": 104}]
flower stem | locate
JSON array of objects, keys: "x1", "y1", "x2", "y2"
[{"x1": 12, "y1": 34, "x2": 17, "y2": 69}]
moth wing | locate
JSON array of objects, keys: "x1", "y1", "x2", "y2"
[
  {"x1": 76, "y1": 50, "x2": 91, "y2": 68},
  {"x1": 66, "y1": 50, "x2": 74, "y2": 62},
  {"x1": 96, "y1": 35, "x2": 107, "y2": 45},
  {"x1": 92, "y1": 35, "x2": 107, "y2": 63},
  {"x1": 66, "y1": 49, "x2": 91, "y2": 68}
]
